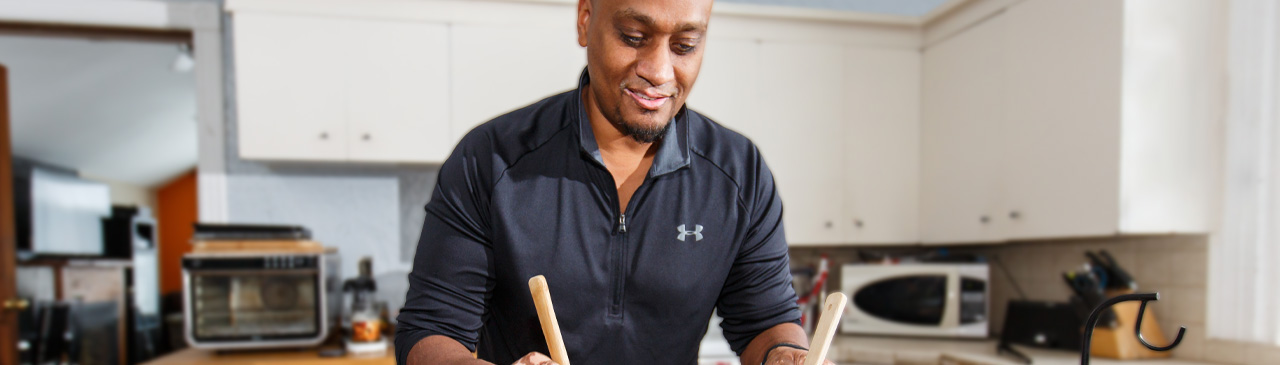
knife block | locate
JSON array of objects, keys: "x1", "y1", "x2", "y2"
[{"x1": 1088, "y1": 289, "x2": 1172, "y2": 360}]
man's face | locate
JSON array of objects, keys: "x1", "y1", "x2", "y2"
[{"x1": 577, "y1": 0, "x2": 712, "y2": 143}]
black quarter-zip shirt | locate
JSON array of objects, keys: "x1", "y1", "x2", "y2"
[{"x1": 396, "y1": 70, "x2": 800, "y2": 365}]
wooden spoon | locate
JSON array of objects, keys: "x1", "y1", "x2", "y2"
[
  {"x1": 529, "y1": 275, "x2": 570, "y2": 365},
  {"x1": 803, "y1": 292, "x2": 848, "y2": 365}
]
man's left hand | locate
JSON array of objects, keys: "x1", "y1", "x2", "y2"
[{"x1": 762, "y1": 346, "x2": 837, "y2": 365}]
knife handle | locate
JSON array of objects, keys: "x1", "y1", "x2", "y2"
[
  {"x1": 529, "y1": 275, "x2": 570, "y2": 365},
  {"x1": 804, "y1": 292, "x2": 848, "y2": 365}
]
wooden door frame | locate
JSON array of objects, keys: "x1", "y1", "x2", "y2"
[{"x1": 1, "y1": 63, "x2": 18, "y2": 365}]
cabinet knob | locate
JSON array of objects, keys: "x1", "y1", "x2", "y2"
[
  {"x1": 362, "y1": 133, "x2": 371, "y2": 141},
  {"x1": 824, "y1": 221, "x2": 833, "y2": 229},
  {"x1": 979, "y1": 215, "x2": 991, "y2": 224},
  {"x1": 319, "y1": 132, "x2": 329, "y2": 140},
  {"x1": 1009, "y1": 211, "x2": 1021, "y2": 219},
  {"x1": 854, "y1": 219, "x2": 864, "y2": 228}
]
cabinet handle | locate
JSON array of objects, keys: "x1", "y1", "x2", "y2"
[
  {"x1": 980, "y1": 215, "x2": 991, "y2": 224},
  {"x1": 362, "y1": 133, "x2": 371, "y2": 141},
  {"x1": 854, "y1": 219, "x2": 864, "y2": 228},
  {"x1": 1009, "y1": 211, "x2": 1021, "y2": 220},
  {"x1": 319, "y1": 132, "x2": 329, "y2": 140},
  {"x1": 824, "y1": 221, "x2": 833, "y2": 229}
]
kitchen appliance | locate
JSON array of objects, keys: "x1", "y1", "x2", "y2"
[
  {"x1": 101, "y1": 205, "x2": 163, "y2": 363},
  {"x1": 840, "y1": 263, "x2": 988, "y2": 338},
  {"x1": 999, "y1": 300, "x2": 1082, "y2": 351},
  {"x1": 181, "y1": 225, "x2": 340, "y2": 350}
]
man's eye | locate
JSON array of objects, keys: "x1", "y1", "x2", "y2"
[
  {"x1": 622, "y1": 34, "x2": 643, "y2": 46},
  {"x1": 673, "y1": 43, "x2": 696, "y2": 55}
]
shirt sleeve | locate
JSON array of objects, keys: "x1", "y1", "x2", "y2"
[
  {"x1": 395, "y1": 133, "x2": 496, "y2": 364},
  {"x1": 716, "y1": 148, "x2": 802, "y2": 355}
]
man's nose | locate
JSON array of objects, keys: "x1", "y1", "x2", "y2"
[{"x1": 636, "y1": 42, "x2": 675, "y2": 88}]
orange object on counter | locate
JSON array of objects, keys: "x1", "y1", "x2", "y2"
[{"x1": 352, "y1": 319, "x2": 382, "y2": 342}]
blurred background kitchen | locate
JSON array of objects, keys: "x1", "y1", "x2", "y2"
[{"x1": 0, "y1": 0, "x2": 1277, "y2": 364}]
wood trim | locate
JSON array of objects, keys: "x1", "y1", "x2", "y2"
[
  {"x1": 0, "y1": 63, "x2": 19, "y2": 365},
  {"x1": 0, "y1": 21, "x2": 192, "y2": 46}
]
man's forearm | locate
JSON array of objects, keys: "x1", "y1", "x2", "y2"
[
  {"x1": 740, "y1": 322, "x2": 809, "y2": 365},
  {"x1": 407, "y1": 335, "x2": 491, "y2": 365}
]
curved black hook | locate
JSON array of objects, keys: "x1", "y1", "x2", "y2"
[
  {"x1": 1135, "y1": 297, "x2": 1186, "y2": 351},
  {"x1": 1080, "y1": 292, "x2": 1186, "y2": 365}
]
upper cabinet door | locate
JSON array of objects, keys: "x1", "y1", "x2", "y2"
[
  {"x1": 687, "y1": 37, "x2": 762, "y2": 138},
  {"x1": 450, "y1": 24, "x2": 585, "y2": 142},
  {"x1": 843, "y1": 47, "x2": 920, "y2": 244},
  {"x1": 345, "y1": 19, "x2": 452, "y2": 163},
  {"x1": 234, "y1": 12, "x2": 349, "y2": 161},
  {"x1": 1001, "y1": 0, "x2": 1124, "y2": 239},
  {"x1": 920, "y1": 13, "x2": 1008, "y2": 244},
  {"x1": 757, "y1": 42, "x2": 848, "y2": 245}
]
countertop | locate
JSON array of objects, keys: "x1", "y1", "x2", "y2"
[
  {"x1": 143, "y1": 337, "x2": 1217, "y2": 365},
  {"x1": 141, "y1": 346, "x2": 394, "y2": 365},
  {"x1": 829, "y1": 336, "x2": 1216, "y2": 365}
]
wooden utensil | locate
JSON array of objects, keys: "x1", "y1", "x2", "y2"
[
  {"x1": 803, "y1": 292, "x2": 848, "y2": 365},
  {"x1": 528, "y1": 275, "x2": 570, "y2": 365}
]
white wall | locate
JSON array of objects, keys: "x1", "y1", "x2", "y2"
[{"x1": 81, "y1": 173, "x2": 157, "y2": 211}]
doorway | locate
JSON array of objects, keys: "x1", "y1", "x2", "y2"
[{"x1": 0, "y1": 27, "x2": 198, "y2": 365}]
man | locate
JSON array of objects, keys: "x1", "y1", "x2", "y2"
[{"x1": 397, "y1": 0, "x2": 833, "y2": 364}]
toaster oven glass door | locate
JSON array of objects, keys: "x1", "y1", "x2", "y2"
[{"x1": 189, "y1": 270, "x2": 321, "y2": 341}]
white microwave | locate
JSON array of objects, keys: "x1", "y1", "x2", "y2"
[{"x1": 840, "y1": 263, "x2": 989, "y2": 338}]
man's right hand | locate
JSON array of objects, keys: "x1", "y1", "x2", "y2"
[{"x1": 512, "y1": 352, "x2": 560, "y2": 365}]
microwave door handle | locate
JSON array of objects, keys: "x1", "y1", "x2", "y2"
[{"x1": 941, "y1": 272, "x2": 960, "y2": 329}]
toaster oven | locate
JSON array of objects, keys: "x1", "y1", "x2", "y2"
[
  {"x1": 182, "y1": 245, "x2": 340, "y2": 350},
  {"x1": 840, "y1": 263, "x2": 989, "y2": 338}
]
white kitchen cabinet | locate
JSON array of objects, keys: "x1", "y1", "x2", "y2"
[
  {"x1": 1000, "y1": 0, "x2": 1125, "y2": 239},
  {"x1": 696, "y1": 39, "x2": 921, "y2": 245},
  {"x1": 920, "y1": 13, "x2": 1008, "y2": 244},
  {"x1": 920, "y1": 0, "x2": 1220, "y2": 244},
  {"x1": 234, "y1": 12, "x2": 451, "y2": 163},
  {"x1": 687, "y1": 37, "x2": 762, "y2": 138},
  {"x1": 234, "y1": 12, "x2": 348, "y2": 161},
  {"x1": 843, "y1": 47, "x2": 921, "y2": 244},
  {"x1": 757, "y1": 42, "x2": 849, "y2": 245},
  {"x1": 449, "y1": 24, "x2": 586, "y2": 142},
  {"x1": 346, "y1": 19, "x2": 452, "y2": 163}
]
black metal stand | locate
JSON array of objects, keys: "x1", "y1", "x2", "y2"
[{"x1": 1079, "y1": 292, "x2": 1186, "y2": 365}]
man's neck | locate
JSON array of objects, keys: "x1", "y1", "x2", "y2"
[{"x1": 582, "y1": 83, "x2": 658, "y2": 212}]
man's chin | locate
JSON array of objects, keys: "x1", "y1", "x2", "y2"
[{"x1": 616, "y1": 117, "x2": 671, "y2": 144}]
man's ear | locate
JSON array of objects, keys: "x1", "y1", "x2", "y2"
[{"x1": 576, "y1": 0, "x2": 590, "y2": 47}]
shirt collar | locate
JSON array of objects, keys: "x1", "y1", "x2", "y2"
[{"x1": 574, "y1": 68, "x2": 691, "y2": 177}]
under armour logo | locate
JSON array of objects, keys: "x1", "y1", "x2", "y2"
[{"x1": 677, "y1": 224, "x2": 703, "y2": 242}]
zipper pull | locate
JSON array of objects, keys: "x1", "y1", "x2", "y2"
[{"x1": 618, "y1": 214, "x2": 627, "y2": 234}]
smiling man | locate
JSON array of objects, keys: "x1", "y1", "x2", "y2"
[{"x1": 396, "y1": 0, "x2": 828, "y2": 364}]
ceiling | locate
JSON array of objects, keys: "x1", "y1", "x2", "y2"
[
  {"x1": 0, "y1": 34, "x2": 196, "y2": 188},
  {"x1": 720, "y1": 0, "x2": 950, "y2": 16}
]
